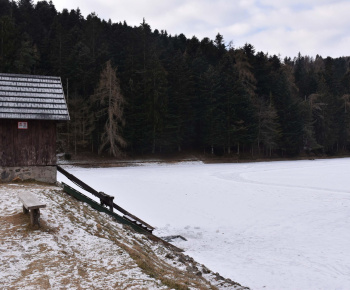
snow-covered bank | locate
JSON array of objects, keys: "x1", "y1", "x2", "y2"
[
  {"x1": 58, "y1": 158, "x2": 350, "y2": 290},
  {"x1": 0, "y1": 184, "x2": 246, "y2": 289}
]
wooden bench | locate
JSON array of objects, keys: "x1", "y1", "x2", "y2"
[{"x1": 17, "y1": 192, "x2": 46, "y2": 227}]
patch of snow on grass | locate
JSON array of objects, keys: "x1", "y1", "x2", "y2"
[{"x1": 0, "y1": 185, "x2": 167, "y2": 289}]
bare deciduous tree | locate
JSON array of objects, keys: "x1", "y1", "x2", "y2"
[{"x1": 91, "y1": 60, "x2": 127, "y2": 157}]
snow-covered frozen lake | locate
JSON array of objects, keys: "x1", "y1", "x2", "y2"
[{"x1": 58, "y1": 158, "x2": 350, "y2": 290}]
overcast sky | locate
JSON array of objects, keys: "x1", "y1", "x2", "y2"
[{"x1": 34, "y1": 0, "x2": 350, "y2": 59}]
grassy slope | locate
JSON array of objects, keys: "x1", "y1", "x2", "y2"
[{"x1": 0, "y1": 183, "x2": 248, "y2": 289}]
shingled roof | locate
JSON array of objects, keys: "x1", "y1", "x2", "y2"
[{"x1": 0, "y1": 73, "x2": 70, "y2": 121}]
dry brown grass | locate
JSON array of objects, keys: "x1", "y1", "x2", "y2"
[{"x1": 0, "y1": 183, "x2": 247, "y2": 289}]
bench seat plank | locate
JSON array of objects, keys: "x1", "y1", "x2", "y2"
[{"x1": 18, "y1": 192, "x2": 46, "y2": 210}]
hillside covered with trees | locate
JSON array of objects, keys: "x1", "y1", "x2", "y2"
[{"x1": 1, "y1": 0, "x2": 350, "y2": 158}]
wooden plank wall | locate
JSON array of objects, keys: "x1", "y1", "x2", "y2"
[{"x1": 0, "y1": 119, "x2": 56, "y2": 166}]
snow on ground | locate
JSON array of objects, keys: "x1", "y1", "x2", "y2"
[
  {"x1": 1, "y1": 183, "x2": 242, "y2": 289},
  {"x1": 0, "y1": 184, "x2": 167, "y2": 289},
  {"x1": 58, "y1": 158, "x2": 350, "y2": 290}
]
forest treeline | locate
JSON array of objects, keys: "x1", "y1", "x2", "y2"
[{"x1": 1, "y1": 0, "x2": 350, "y2": 157}]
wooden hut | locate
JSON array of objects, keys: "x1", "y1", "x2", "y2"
[{"x1": 0, "y1": 73, "x2": 69, "y2": 183}]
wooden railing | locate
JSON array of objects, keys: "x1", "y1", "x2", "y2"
[
  {"x1": 61, "y1": 182, "x2": 183, "y2": 252},
  {"x1": 57, "y1": 165, "x2": 154, "y2": 232}
]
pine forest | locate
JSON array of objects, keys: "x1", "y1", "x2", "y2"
[{"x1": 1, "y1": 0, "x2": 350, "y2": 158}]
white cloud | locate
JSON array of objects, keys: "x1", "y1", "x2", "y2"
[{"x1": 33, "y1": 0, "x2": 350, "y2": 58}]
